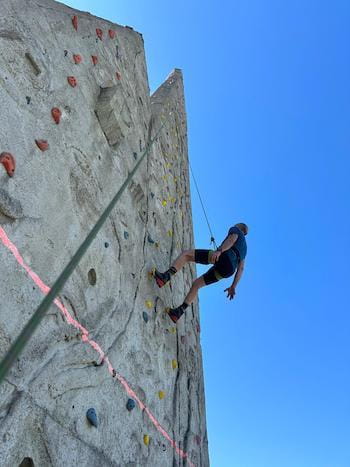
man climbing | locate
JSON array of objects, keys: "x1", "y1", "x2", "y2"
[{"x1": 154, "y1": 222, "x2": 248, "y2": 323}]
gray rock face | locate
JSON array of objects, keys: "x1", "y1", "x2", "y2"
[{"x1": 0, "y1": 1, "x2": 209, "y2": 466}]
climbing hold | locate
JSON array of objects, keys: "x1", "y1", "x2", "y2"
[
  {"x1": 147, "y1": 234, "x2": 155, "y2": 244},
  {"x1": 112, "y1": 369, "x2": 116, "y2": 377},
  {"x1": 72, "y1": 15, "x2": 78, "y2": 31},
  {"x1": 133, "y1": 152, "x2": 138, "y2": 160},
  {"x1": 104, "y1": 242, "x2": 109, "y2": 248},
  {"x1": 109, "y1": 29, "x2": 116, "y2": 39},
  {"x1": 143, "y1": 434, "x2": 150, "y2": 446},
  {"x1": 150, "y1": 192, "x2": 155, "y2": 198},
  {"x1": 169, "y1": 327, "x2": 177, "y2": 334},
  {"x1": 67, "y1": 76, "x2": 77, "y2": 87},
  {"x1": 172, "y1": 359, "x2": 178, "y2": 369},
  {"x1": 155, "y1": 242, "x2": 159, "y2": 248},
  {"x1": 162, "y1": 200, "x2": 167, "y2": 207},
  {"x1": 26, "y1": 96, "x2": 31, "y2": 104},
  {"x1": 116, "y1": 71, "x2": 121, "y2": 80},
  {"x1": 73, "y1": 54, "x2": 82, "y2": 64},
  {"x1": 158, "y1": 390, "x2": 165, "y2": 400},
  {"x1": 91, "y1": 55, "x2": 98, "y2": 65},
  {"x1": 0, "y1": 153, "x2": 16, "y2": 177},
  {"x1": 123, "y1": 231, "x2": 129, "y2": 239},
  {"x1": 35, "y1": 140, "x2": 49, "y2": 152},
  {"x1": 51, "y1": 107, "x2": 62, "y2": 124},
  {"x1": 180, "y1": 335, "x2": 186, "y2": 344},
  {"x1": 64, "y1": 50, "x2": 68, "y2": 57},
  {"x1": 170, "y1": 197, "x2": 176, "y2": 203},
  {"x1": 142, "y1": 311, "x2": 149, "y2": 323},
  {"x1": 145, "y1": 300, "x2": 153, "y2": 309},
  {"x1": 86, "y1": 408, "x2": 98, "y2": 427},
  {"x1": 167, "y1": 230, "x2": 173, "y2": 237},
  {"x1": 147, "y1": 268, "x2": 155, "y2": 280},
  {"x1": 96, "y1": 28, "x2": 103, "y2": 40},
  {"x1": 126, "y1": 398, "x2": 136, "y2": 411}
]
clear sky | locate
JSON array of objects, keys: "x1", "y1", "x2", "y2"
[{"x1": 63, "y1": 1, "x2": 350, "y2": 466}]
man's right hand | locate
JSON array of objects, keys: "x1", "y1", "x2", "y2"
[{"x1": 224, "y1": 285, "x2": 236, "y2": 300}]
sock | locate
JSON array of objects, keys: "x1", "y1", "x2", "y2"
[
  {"x1": 167, "y1": 266, "x2": 177, "y2": 276},
  {"x1": 181, "y1": 302, "x2": 189, "y2": 310}
]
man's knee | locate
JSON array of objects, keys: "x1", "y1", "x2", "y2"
[{"x1": 184, "y1": 249, "x2": 195, "y2": 261}]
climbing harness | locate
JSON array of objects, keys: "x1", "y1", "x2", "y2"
[
  {"x1": 189, "y1": 161, "x2": 217, "y2": 249},
  {"x1": 0, "y1": 119, "x2": 166, "y2": 384}
]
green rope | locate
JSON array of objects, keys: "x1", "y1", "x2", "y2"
[
  {"x1": 189, "y1": 161, "x2": 217, "y2": 249},
  {"x1": 0, "y1": 120, "x2": 165, "y2": 385}
]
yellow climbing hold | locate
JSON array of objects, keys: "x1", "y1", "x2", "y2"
[
  {"x1": 167, "y1": 230, "x2": 173, "y2": 237},
  {"x1": 169, "y1": 327, "x2": 177, "y2": 334},
  {"x1": 147, "y1": 268, "x2": 155, "y2": 280},
  {"x1": 145, "y1": 300, "x2": 153, "y2": 309},
  {"x1": 158, "y1": 390, "x2": 165, "y2": 399},
  {"x1": 143, "y1": 434, "x2": 150, "y2": 446},
  {"x1": 170, "y1": 197, "x2": 176, "y2": 203},
  {"x1": 172, "y1": 359, "x2": 178, "y2": 369},
  {"x1": 162, "y1": 200, "x2": 167, "y2": 207}
]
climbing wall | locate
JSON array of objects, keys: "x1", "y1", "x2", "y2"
[{"x1": 0, "y1": 1, "x2": 209, "y2": 466}]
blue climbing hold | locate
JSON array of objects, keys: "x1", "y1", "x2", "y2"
[
  {"x1": 86, "y1": 408, "x2": 98, "y2": 427},
  {"x1": 143, "y1": 311, "x2": 149, "y2": 323},
  {"x1": 104, "y1": 242, "x2": 109, "y2": 248},
  {"x1": 147, "y1": 234, "x2": 155, "y2": 244},
  {"x1": 124, "y1": 231, "x2": 129, "y2": 240},
  {"x1": 126, "y1": 398, "x2": 136, "y2": 411}
]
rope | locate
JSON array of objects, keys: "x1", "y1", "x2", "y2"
[
  {"x1": 0, "y1": 119, "x2": 166, "y2": 384},
  {"x1": 189, "y1": 161, "x2": 217, "y2": 249}
]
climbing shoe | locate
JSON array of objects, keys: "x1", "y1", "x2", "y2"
[
  {"x1": 166, "y1": 306, "x2": 185, "y2": 324},
  {"x1": 154, "y1": 269, "x2": 170, "y2": 288}
]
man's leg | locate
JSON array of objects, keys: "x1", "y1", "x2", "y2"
[
  {"x1": 167, "y1": 275, "x2": 208, "y2": 323},
  {"x1": 155, "y1": 250, "x2": 195, "y2": 287}
]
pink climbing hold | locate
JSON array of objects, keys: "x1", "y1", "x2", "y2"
[
  {"x1": 96, "y1": 28, "x2": 103, "y2": 40},
  {"x1": 91, "y1": 55, "x2": 98, "y2": 65},
  {"x1": 35, "y1": 140, "x2": 49, "y2": 152},
  {"x1": 108, "y1": 29, "x2": 116, "y2": 39},
  {"x1": 67, "y1": 76, "x2": 77, "y2": 87},
  {"x1": 51, "y1": 107, "x2": 62, "y2": 124},
  {"x1": 116, "y1": 71, "x2": 121, "y2": 80},
  {"x1": 73, "y1": 54, "x2": 82, "y2": 64},
  {"x1": 0, "y1": 152, "x2": 16, "y2": 177},
  {"x1": 72, "y1": 15, "x2": 78, "y2": 31}
]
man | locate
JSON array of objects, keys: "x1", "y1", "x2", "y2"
[{"x1": 154, "y1": 222, "x2": 248, "y2": 323}]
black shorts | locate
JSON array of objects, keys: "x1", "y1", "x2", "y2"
[{"x1": 194, "y1": 249, "x2": 236, "y2": 285}]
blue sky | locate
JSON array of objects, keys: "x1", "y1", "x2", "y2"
[{"x1": 64, "y1": 1, "x2": 350, "y2": 466}]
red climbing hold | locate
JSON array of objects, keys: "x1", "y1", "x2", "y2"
[
  {"x1": 91, "y1": 55, "x2": 98, "y2": 65},
  {"x1": 96, "y1": 28, "x2": 103, "y2": 40},
  {"x1": 108, "y1": 29, "x2": 116, "y2": 39},
  {"x1": 0, "y1": 152, "x2": 16, "y2": 177},
  {"x1": 116, "y1": 71, "x2": 121, "y2": 80},
  {"x1": 35, "y1": 140, "x2": 49, "y2": 152},
  {"x1": 67, "y1": 76, "x2": 77, "y2": 87},
  {"x1": 72, "y1": 15, "x2": 78, "y2": 31},
  {"x1": 73, "y1": 54, "x2": 82, "y2": 64},
  {"x1": 51, "y1": 107, "x2": 62, "y2": 124}
]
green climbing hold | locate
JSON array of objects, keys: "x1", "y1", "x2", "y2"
[
  {"x1": 126, "y1": 398, "x2": 136, "y2": 411},
  {"x1": 143, "y1": 312, "x2": 149, "y2": 323},
  {"x1": 86, "y1": 408, "x2": 98, "y2": 427}
]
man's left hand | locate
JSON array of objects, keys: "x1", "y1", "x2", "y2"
[{"x1": 210, "y1": 250, "x2": 221, "y2": 263}]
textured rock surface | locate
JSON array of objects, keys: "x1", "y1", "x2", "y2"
[{"x1": 0, "y1": 1, "x2": 209, "y2": 466}]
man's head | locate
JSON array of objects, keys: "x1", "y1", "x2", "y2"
[{"x1": 235, "y1": 222, "x2": 249, "y2": 236}]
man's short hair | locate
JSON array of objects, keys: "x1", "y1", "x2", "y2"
[{"x1": 236, "y1": 222, "x2": 249, "y2": 235}]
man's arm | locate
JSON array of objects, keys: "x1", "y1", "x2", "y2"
[
  {"x1": 225, "y1": 259, "x2": 245, "y2": 300},
  {"x1": 211, "y1": 233, "x2": 238, "y2": 263}
]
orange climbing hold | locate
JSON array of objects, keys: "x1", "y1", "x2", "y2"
[
  {"x1": 67, "y1": 76, "x2": 77, "y2": 87},
  {"x1": 73, "y1": 54, "x2": 82, "y2": 64},
  {"x1": 72, "y1": 15, "x2": 78, "y2": 31},
  {"x1": 96, "y1": 28, "x2": 103, "y2": 40},
  {"x1": 51, "y1": 107, "x2": 62, "y2": 124},
  {"x1": 109, "y1": 29, "x2": 116, "y2": 39},
  {"x1": 0, "y1": 152, "x2": 16, "y2": 177},
  {"x1": 91, "y1": 55, "x2": 98, "y2": 65},
  {"x1": 35, "y1": 140, "x2": 49, "y2": 152},
  {"x1": 116, "y1": 71, "x2": 121, "y2": 80}
]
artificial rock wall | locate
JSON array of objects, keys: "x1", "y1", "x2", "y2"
[{"x1": 0, "y1": 0, "x2": 209, "y2": 466}]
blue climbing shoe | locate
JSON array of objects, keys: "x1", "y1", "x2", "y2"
[
  {"x1": 166, "y1": 306, "x2": 184, "y2": 324},
  {"x1": 154, "y1": 269, "x2": 170, "y2": 288}
]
